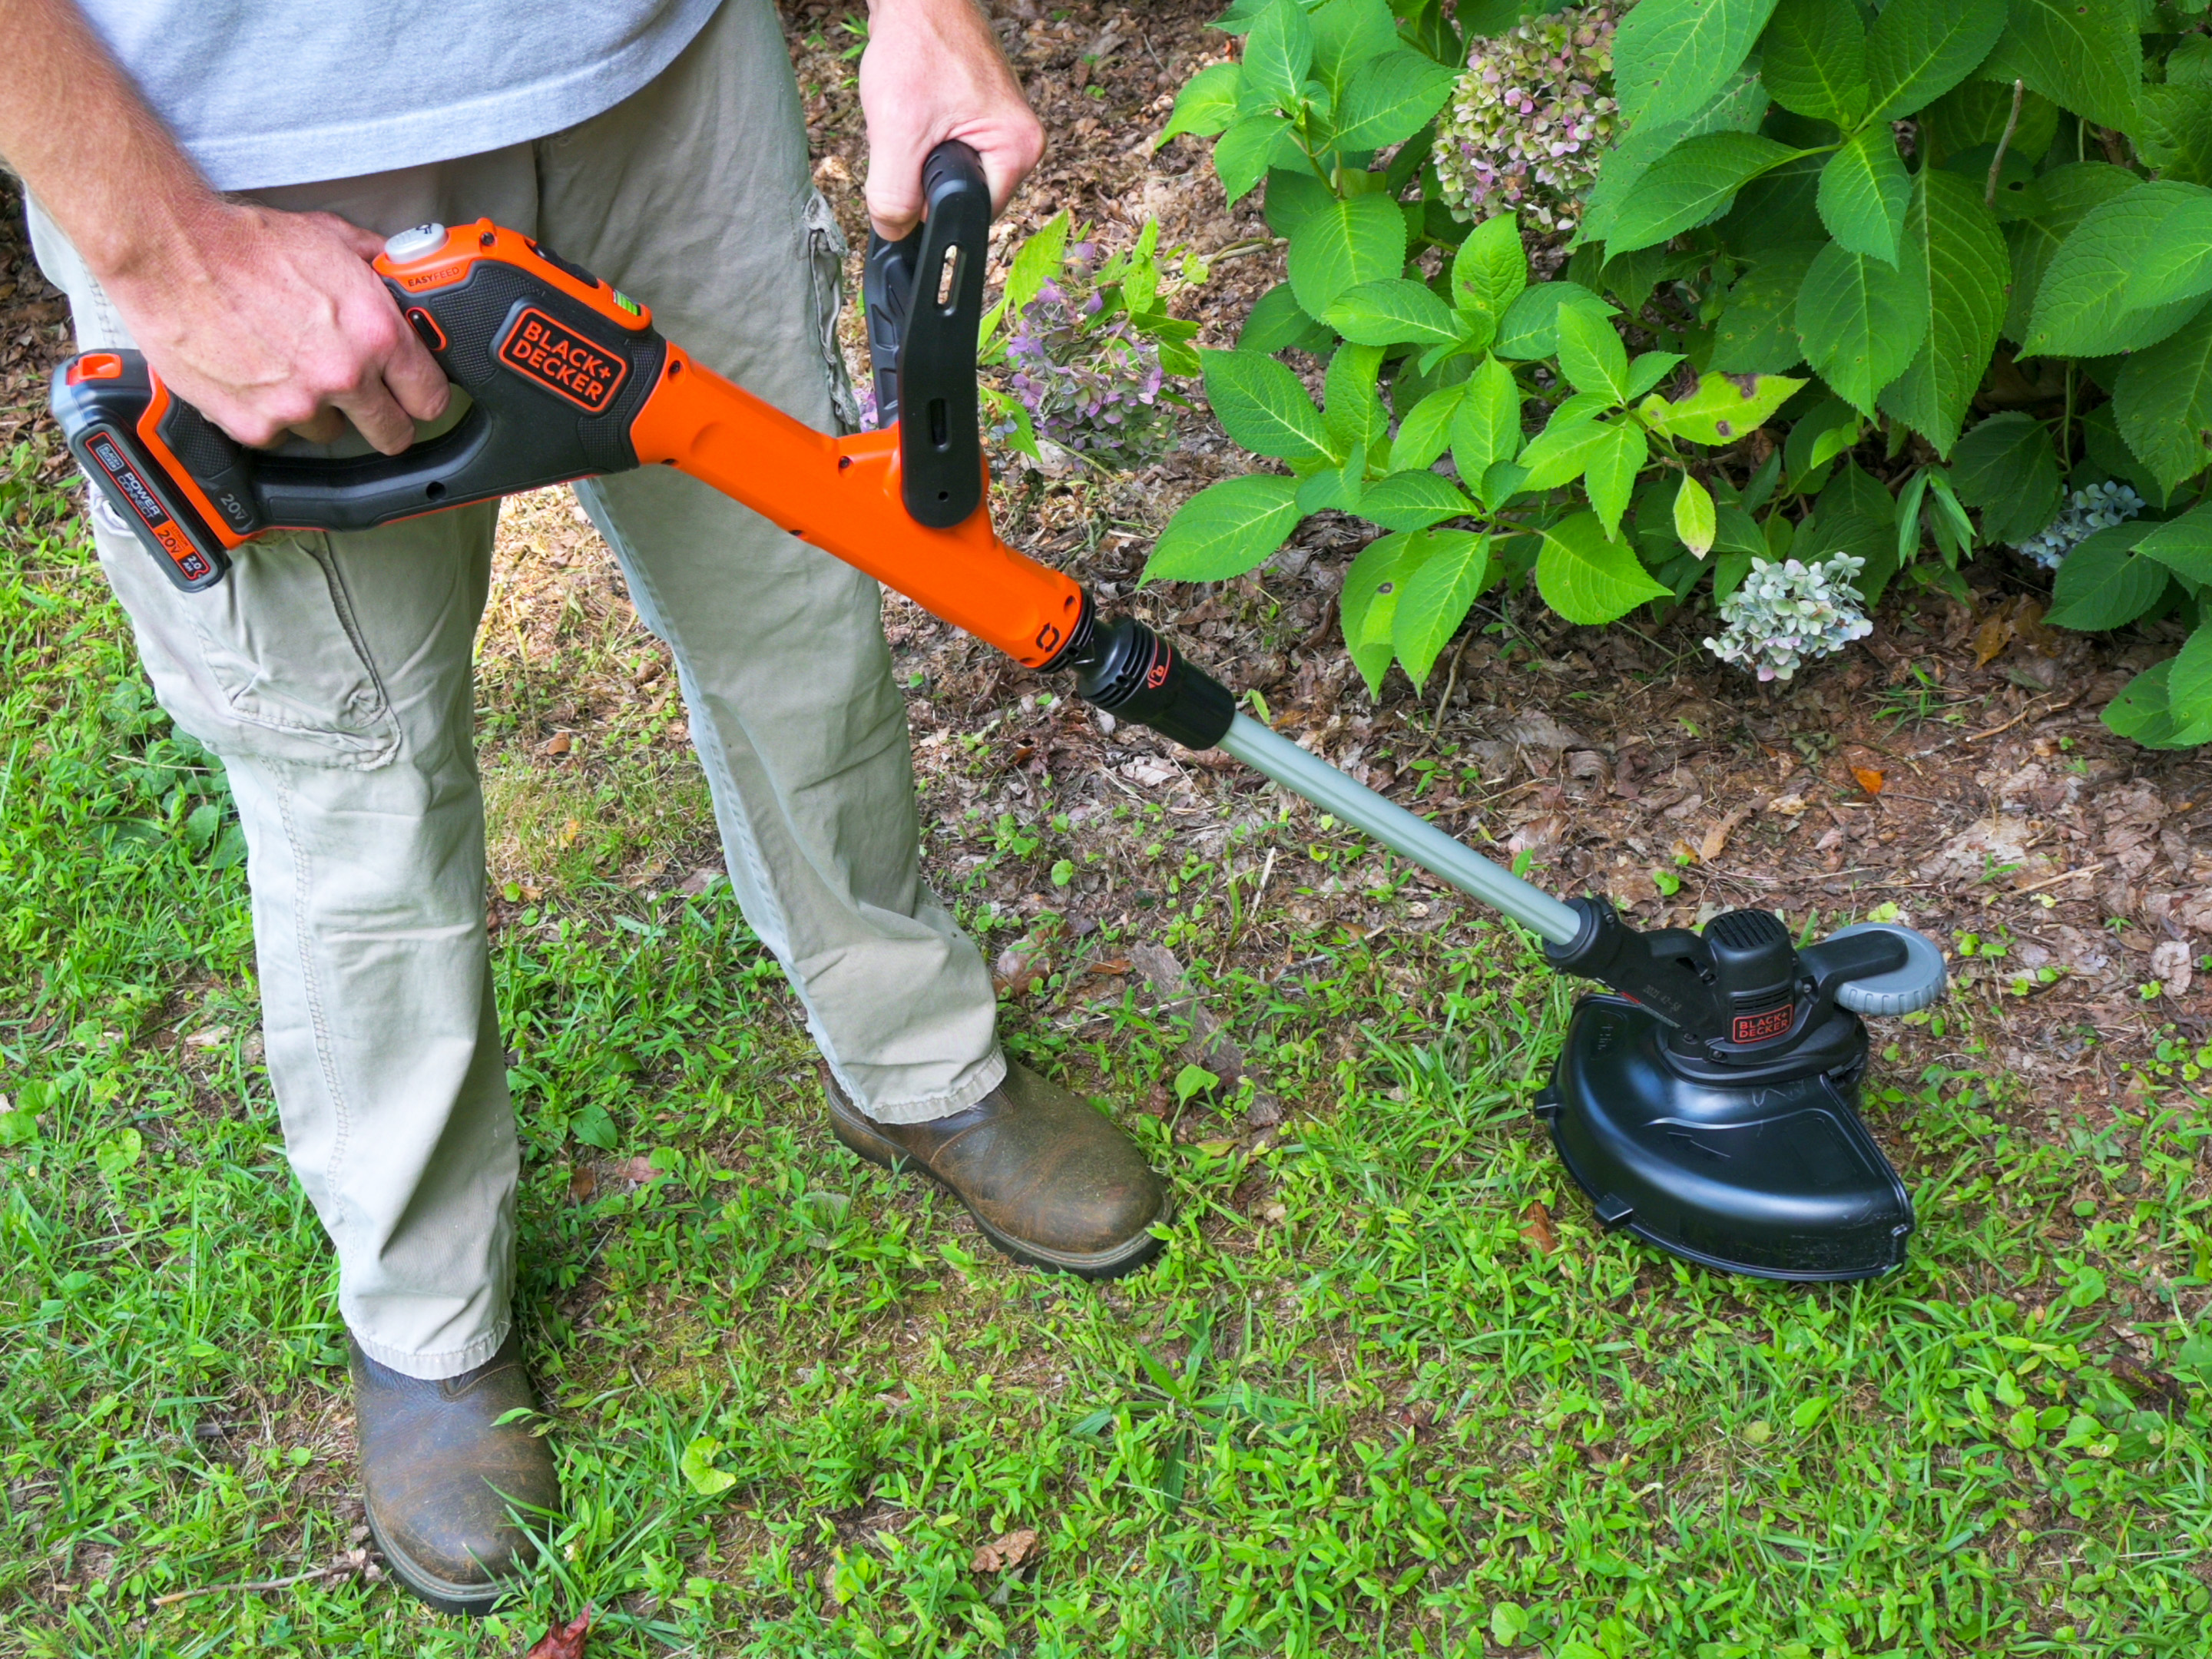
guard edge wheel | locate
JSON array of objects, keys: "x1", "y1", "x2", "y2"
[{"x1": 1825, "y1": 922, "x2": 1947, "y2": 1018}]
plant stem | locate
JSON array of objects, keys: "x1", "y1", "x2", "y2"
[
  {"x1": 1986, "y1": 79, "x2": 2025, "y2": 210},
  {"x1": 2061, "y1": 362, "x2": 2075, "y2": 471}
]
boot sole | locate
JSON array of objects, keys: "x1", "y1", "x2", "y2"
[
  {"x1": 365, "y1": 1505, "x2": 518, "y2": 1618},
  {"x1": 829, "y1": 1104, "x2": 1167, "y2": 1280}
]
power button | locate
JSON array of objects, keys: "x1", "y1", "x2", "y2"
[{"x1": 382, "y1": 223, "x2": 448, "y2": 262}]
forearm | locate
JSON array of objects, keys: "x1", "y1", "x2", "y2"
[{"x1": 0, "y1": 0, "x2": 218, "y2": 283}]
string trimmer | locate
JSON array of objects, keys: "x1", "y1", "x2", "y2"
[{"x1": 51, "y1": 144, "x2": 1945, "y2": 1281}]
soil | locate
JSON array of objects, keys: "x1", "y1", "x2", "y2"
[{"x1": 2, "y1": 0, "x2": 2207, "y2": 1143}]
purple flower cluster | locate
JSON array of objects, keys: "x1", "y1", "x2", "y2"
[
  {"x1": 995, "y1": 247, "x2": 1178, "y2": 472},
  {"x1": 1434, "y1": 4, "x2": 1619, "y2": 235}
]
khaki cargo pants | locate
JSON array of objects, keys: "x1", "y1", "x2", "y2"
[{"x1": 30, "y1": 0, "x2": 1002, "y2": 1379}]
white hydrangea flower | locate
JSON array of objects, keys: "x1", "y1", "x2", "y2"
[
  {"x1": 1704, "y1": 554, "x2": 1875, "y2": 682},
  {"x1": 2012, "y1": 480, "x2": 2142, "y2": 570},
  {"x1": 1433, "y1": 5, "x2": 1619, "y2": 235}
]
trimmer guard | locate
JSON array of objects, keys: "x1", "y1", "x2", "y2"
[{"x1": 1537, "y1": 995, "x2": 1914, "y2": 1281}]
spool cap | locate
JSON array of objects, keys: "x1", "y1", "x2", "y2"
[{"x1": 1825, "y1": 922, "x2": 1947, "y2": 1017}]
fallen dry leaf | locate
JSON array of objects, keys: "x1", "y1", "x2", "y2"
[
  {"x1": 1972, "y1": 609, "x2": 2015, "y2": 667},
  {"x1": 542, "y1": 732, "x2": 572, "y2": 757},
  {"x1": 1768, "y1": 793, "x2": 1809, "y2": 816},
  {"x1": 1700, "y1": 807, "x2": 1751, "y2": 863},
  {"x1": 1520, "y1": 1201, "x2": 1559, "y2": 1255},
  {"x1": 622, "y1": 1155, "x2": 659, "y2": 1184},
  {"x1": 522, "y1": 1605, "x2": 594, "y2": 1659},
  {"x1": 1851, "y1": 766, "x2": 1886, "y2": 795},
  {"x1": 2152, "y1": 939, "x2": 2194, "y2": 1000},
  {"x1": 992, "y1": 946, "x2": 1048, "y2": 997},
  {"x1": 558, "y1": 817, "x2": 583, "y2": 847},
  {"x1": 971, "y1": 1527, "x2": 1041, "y2": 1574},
  {"x1": 184, "y1": 1025, "x2": 232, "y2": 1049},
  {"x1": 567, "y1": 1165, "x2": 597, "y2": 1205}
]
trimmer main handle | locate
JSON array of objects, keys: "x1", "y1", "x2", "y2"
[{"x1": 51, "y1": 209, "x2": 1084, "y2": 669}]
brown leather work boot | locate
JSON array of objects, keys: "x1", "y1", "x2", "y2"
[
  {"x1": 351, "y1": 1332, "x2": 561, "y2": 1615},
  {"x1": 826, "y1": 1060, "x2": 1168, "y2": 1279}
]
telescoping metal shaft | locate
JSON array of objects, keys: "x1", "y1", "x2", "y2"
[{"x1": 1217, "y1": 714, "x2": 1582, "y2": 945}]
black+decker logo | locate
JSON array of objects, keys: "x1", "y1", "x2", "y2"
[
  {"x1": 1732, "y1": 1005, "x2": 1795, "y2": 1045},
  {"x1": 498, "y1": 308, "x2": 627, "y2": 412}
]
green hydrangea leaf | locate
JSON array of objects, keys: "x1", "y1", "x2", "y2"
[
  {"x1": 1200, "y1": 348, "x2": 1334, "y2": 462},
  {"x1": 1495, "y1": 281, "x2": 1616, "y2": 360},
  {"x1": 1794, "y1": 241, "x2": 1926, "y2": 415},
  {"x1": 2113, "y1": 306, "x2": 2212, "y2": 492},
  {"x1": 1341, "y1": 531, "x2": 1420, "y2": 694},
  {"x1": 1861, "y1": 0, "x2": 2005, "y2": 124},
  {"x1": 1999, "y1": 161, "x2": 2139, "y2": 343},
  {"x1": 2043, "y1": 523, "x2": 2169, "y2": 632},
  {"x1": 1322, "y1": 277, "x2": 1462, "y2": 346},
  {"x1": 1451, "y1": 356, "x2": 1525, "y2": 495},
  {"x1": 1451, "y1": 211, "x2": 1528, "y2": 320},
  {"x1": 2025, "y1": 180, "x2": 2212, "y2": 359},
  {"x1": 1144, "y1": 475, "x2": 1305, "y2": 582},
  {"x1": 1602, "y1": 131, "x2": 1803, "y2": 257},
  {"x1": 1555, "y1": 305, "x2": 1632, "y2": 402},
  {"x1": 2122, "y1": 191, "x2": 2212, "y2": 312},
  {"x1": 1817, "y1": 127, "x2": 1909, "y2": 265},
  {"x1": 1358, "y1": 469, "x2": 1479, "y2": 531},
  {"x1": 1674, "y1": 473, "x2": 1717, "y2": 556},
  {"x1": 1393, "y1": 529, "x2": 1491, "y2": 687},
  {"x1": 1760, "y1": 0, "x2": 1868, "y2": 126},
  {"x1": 1710, "y1": 243, "x2": 1820, "y2": 373},
  {"x1": 1243, "y1": 0, "x2": 1316, "y2": 114},
  {"x1": 1583, "y1": 422, "x2": 1650, "y2": 540},
  {"x1": 1310, "y1": 0, "x2": 1397, "y2": 98},
  {"x1": 2136, "y1": 505, "x2": 2212, "y2": 587},
  {"x1": 1239, "y1": 282, "x2": 1333, "y2": 355},
  {"x1": 1950, "y1": 412, "x2": 2062, "y2": 546},
  {"x1": 1323, "y1": 341, "x2": 1390, "y2": 455},
  {"x1": 1535, "y1": 511, "x2": 1673, "y2": 624},
  {"x1": 1160, "y1": 61, "x2": 1244, "y2": 144},
  {"x1": 1614, "y1": 0, "x2": 1781, "y2": 131},
  {"x1": 1335, "y1": 48, "x2": 1457, "y2": 150},
  {"x1": 1878, "y1": 167, "x2": 2010, "y2": 455},
  {"x1": 1982, "y1": 0, "x2": 2142, "y2": 137},
  {"x1": 1393, "y1": 379, "x2": 1467, "y2": 472},
  {"x1": 1286, "y1": 193, "x2": 1409, "y2": 316}
]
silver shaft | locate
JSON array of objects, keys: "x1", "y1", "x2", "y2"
[{"x1": 1216, "y1": 713, "x2": 1582, "y2": 945}]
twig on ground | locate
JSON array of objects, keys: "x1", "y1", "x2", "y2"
[
  {"x1": 151, "y1": 1555, "x2": 370, "y2": 1608},
  {"x1": 2010, "y1": 862, "x2": 2106, "y2": 898},
  {"x1": 1965, "y1": 694, "x2": 2077, "y2": 743}
]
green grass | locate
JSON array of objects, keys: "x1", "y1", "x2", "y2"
[{"x1": 5, "y1": 449, "x2": 2212, "y2": 1657}]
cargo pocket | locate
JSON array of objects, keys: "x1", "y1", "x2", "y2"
[
  {"x1": 91, "y1": 496, "x2": 401, "y2": 770},
  {"x1": 803, "y1": 188, "x2": 864, "y2": 435}
]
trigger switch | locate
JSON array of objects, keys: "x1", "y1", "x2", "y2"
[
  {"x1": 405, "y1": 306, "x2": 447, "y2": 352},
  {"x1": 382, "y1": 223, "x2": 447, "y2": 261}
]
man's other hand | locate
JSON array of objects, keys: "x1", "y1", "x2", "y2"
[
  {"x1": 101, "y1": 202, "x2": 449, "y2": 454},
  {"x1": 859, "y1": 0, "x2": 1045, "y2": 240}
]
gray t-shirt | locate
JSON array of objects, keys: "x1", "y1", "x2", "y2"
[{"x1": 77, "y1": 0, "x2": 726, "y2": 190}]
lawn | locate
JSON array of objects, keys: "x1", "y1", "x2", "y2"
[{"x1": 5, "y1": 435, "x2": 2212, "y2": 1657}]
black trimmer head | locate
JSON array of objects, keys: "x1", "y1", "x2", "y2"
[{"x1": 1535, "y1": 906, "x2": 1946, "y2": 1280}]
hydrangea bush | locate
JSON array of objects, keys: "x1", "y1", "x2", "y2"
[
  {"x1": 1154, "y1": 0, "x2": 2212, "y2": 750},
  {"x1": 978, "y1": 214, "x2": 1203, "y2": 473},
  {"x1": 1433, "y1": 4, "x2": 1618, "y2": 235},
  {"x1": 1704, "y1": 554, "x2": 1874, "y2": 682}
]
